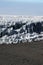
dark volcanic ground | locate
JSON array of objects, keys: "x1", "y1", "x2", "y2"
[{"x1": 0, "y1": 41, "x2": 43, "y2": 65}]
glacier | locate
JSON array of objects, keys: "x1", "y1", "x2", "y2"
[{"x1": 0, "y1": 15, "x2": 43, "y2": 44}]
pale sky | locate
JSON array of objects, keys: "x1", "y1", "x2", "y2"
[
  {"x1": 0, "y1": 0, "x2": 43, "y2": 2},
  {"x1": 0, "y1": 0, "x2": 43, "y2": 15}
]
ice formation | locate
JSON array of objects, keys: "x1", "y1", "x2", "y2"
[{"x1": 0, "y1": 15, "x2": 43, "y2": 44}]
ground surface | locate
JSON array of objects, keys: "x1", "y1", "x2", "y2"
[{"x1": 0, "y1": 41, "x2": 43, "y2": 65}]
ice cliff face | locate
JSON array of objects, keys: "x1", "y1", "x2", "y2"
[{"x1": 0, "y1": 16, "x2": 43, "y2": 44}]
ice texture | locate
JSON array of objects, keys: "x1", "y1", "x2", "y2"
[{"x1": 0, "y1": 15, "x2": 43, "y2": 44}]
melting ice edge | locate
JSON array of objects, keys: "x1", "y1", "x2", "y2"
[{"x1": 0, "y1": 16, "x2": 43, "y2": 44}]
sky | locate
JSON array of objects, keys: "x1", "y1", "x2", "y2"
[
  {"x1": 0, "y1": 0, "x2": 43, "y2": 3},
  {"x1": 0, "y1": 0, "x2": 43, "y2": 15}
]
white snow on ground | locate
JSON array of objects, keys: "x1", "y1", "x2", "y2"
[{"x1": 0, "y1": 15, "x2": 43, "y2": 44}]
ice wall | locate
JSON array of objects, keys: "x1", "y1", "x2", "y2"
[{"x1": 0, "y1": 16, "x2": 43, "y2": 44}]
